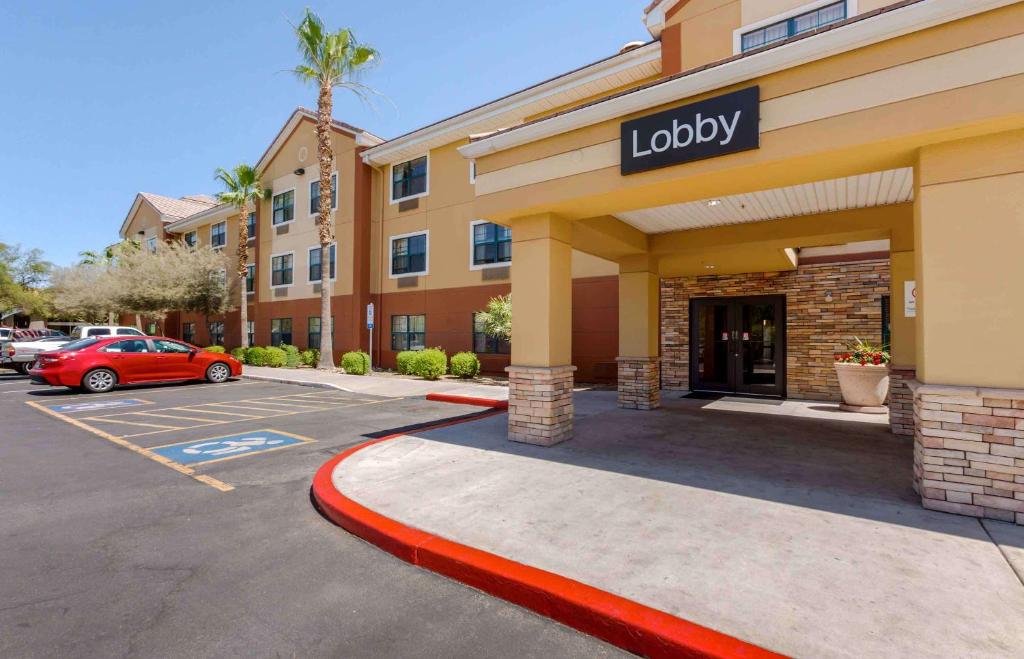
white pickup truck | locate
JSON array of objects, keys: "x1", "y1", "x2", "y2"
[{"x1": 1, "y1": 332, "x2": 73, "y2": 374}]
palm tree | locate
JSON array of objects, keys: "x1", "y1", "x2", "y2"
[
  {"x1": 290, "y1": 8, "x2": 379, "y2": 369},
  {"x1": 214, "y1": 164, "x2": 267, "y2": 349}
]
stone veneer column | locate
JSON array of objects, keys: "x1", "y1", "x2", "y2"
[
  {"x1": 617, "y1": 357, "x2": 660, "y2": 410},
  {"x1": 911, "y1": 382, "x2": 1024, "y2": 526},
  {"x1": 888, "y1": 367, "x2": 916, "y2": 436},
  {"x1": 506, "y1": 365, "x2": 575, "y2": 446}
]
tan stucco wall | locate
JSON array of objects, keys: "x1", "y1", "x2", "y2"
[
  {"x1": 123, "y1": 201, "x2": 166, "y2": 243},
  {"x1": 257, "y1": 120, "x2": 357, "y2": 301},
  {"x1": 914, "y1": 129, "x2": 1024, "y2": 388},
  {"x1": 667, "y1": 0, "x2": 740, "y2": 71},
  {"x1": 741, "y1": 0, "x2": 892, "y2": 27}
]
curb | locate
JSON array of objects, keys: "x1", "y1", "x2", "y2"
[
  {"x1": 425, "y1": 392, "x2": 509, "y2": 409},
  {"x1": 312, "y1": 416, "x2": 784, "y2": 659},
  {"x1": 240, "y1": 373, "x2": 355, "y2": 393}
]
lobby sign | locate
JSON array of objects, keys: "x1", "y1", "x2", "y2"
[
  {"x1": 620, "y1": 86, "x2": 760, "y2": 175},
  {"x1": 904, "y1": 281, "x2": 916, "y2": 317}
]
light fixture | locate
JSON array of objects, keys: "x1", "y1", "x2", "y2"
[
  {"x1": 294, "y1": 167, "x2": 305, "y2": 175},
  {"x1": 704, "y1": 264, "x2": 716, "y2": 270},
  {"x1": 706, "y1": 199, "x2": 721, "y2": 207},
  {"x1": 825, "y1": 291, "x2": 833, "y2": 302}
]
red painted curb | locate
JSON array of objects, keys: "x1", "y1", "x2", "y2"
[
  {"x1": 425, "y1": 392, "x2": 509, "y2": 409},
  {"x1": 312, "y1": 415, "x2": 786, "y2": 659}
]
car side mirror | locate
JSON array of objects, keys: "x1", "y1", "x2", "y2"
[{"x1": 189, "y1": 348, "x2": 198, "y2": 356}]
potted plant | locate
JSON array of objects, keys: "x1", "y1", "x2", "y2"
[{"x1": 834, "y1": 338, "x2": 890, "y2": 413}]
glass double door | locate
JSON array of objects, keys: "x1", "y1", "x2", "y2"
[{"x1": 690, "y1": 295, "x2": 786, "y2": 397}]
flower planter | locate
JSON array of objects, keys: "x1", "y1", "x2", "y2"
[{"x1": 835, "y1": 363, "x2": 889, "y2": 413}]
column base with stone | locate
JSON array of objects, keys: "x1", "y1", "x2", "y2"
[
  {"x1": 617, "y1": 357, "x2": 660, "y2": 410},
  {"x1": 506, "y1": 365, "x2": 575, "y2": 446}
]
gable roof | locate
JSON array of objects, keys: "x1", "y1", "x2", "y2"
[
  {"x1": 254, "y1": 107, "x2": 383, "y2": 175},
  {"x1": 119, "y1": 192, "x2": 219, "y2": 238}
]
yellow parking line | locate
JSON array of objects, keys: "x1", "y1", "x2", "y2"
[
  {"x1": 175, "y1": 407, "x2": 263, "y2": 418},
  {"x1": 203, "y1": 402, "x2": 327, "y2": 414},
  {"x1": 230, "y1": 399, "x2": 326, "y2": 410},
  {"x1": 81, "y1": 417, "x2": 184, "y2": 430},
  {"x1": 24, "y1": 400, "x2": 233, "y2": 492},
  {"x1": 128, "y1": 411, "x2": 231, "y2": 423}
]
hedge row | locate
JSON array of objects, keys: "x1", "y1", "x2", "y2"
[
  {"x1": 211, "y1": 344, "x2": 319, "y2": 369},
  {"x1": 395, "y1": 349, "x2": 480, "y2": 381}
]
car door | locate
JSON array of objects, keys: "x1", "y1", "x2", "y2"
[
  {"x1": 151, "y1": 339, "x2": 198, "y2": 380},
  {"x1": 99, "y1": 339, "x2": 155, "y2": 383}
]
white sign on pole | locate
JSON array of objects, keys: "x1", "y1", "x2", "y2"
[
  {"x1": 904, "y1": 280, "x2": 916, "y2": 317},
  {"x1": 366, "y1": 302, "x2": 375, "y2": 329}
]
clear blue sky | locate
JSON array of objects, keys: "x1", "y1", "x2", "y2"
[{"x1": 0, "y1": 0, "x2": 648, "y2": 267}]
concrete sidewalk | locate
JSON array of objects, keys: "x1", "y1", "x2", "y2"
[
  {"x1": 331, "y1": 391, "x2": 1024, "y2": 658},
  {"x1": 241, "y1": 365, "x2": 509, "y2": 400}
]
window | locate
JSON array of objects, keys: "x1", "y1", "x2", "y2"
[
  {"x1": 391, "y1": 156, "x2": 428, "y2": 202},
  {"x1": 211, "y1": 221, "x2": 226, "y2": 248},
  {"x1": 310, "y1": 173, "x2": 338, "y2": 214},
  {"x1": 208, "y1": 321, "x2": 224, "y2": 346},
  {"x1": 115, "y1": 328, "x2": 144, "y2": 336},
  {"x1": 881, "y1": 295, "x2": 891, "y2": 350},
  {"x1": 86, "y1": 328, "x2": 110, "y2": 336},
  {"x1": 101, "y1": 339, "x2": 150, "y2": 353},
  {"x1": 308, "y1": 316, "x2": 321, "y2": 350},
  {"x1": 214, "y1": 269, "x2": 227, "y2": 289},
  {"x1": 246, "y1": 264, "x2": 255, "y2": 294},
  {"x1": 272, "y1": 189, "x2": 295, "y2": 225},
  {"x1": 184, "y1": 231, "x2": 197, "y2": 248},
  {"x1": 740, "y1": 1, "x2": 846, "y2": 52},
  {"x1": 469, "y1": 160, "x2": 477, "y2": 184},
  {"x1": 271, "y1": 253, "x2": 293, "y2": 287},
  {"x1": 270, "y1": 318, "x2": 292, "y2": 346},
  {"x1": 471, "y1": 221, "x2": 511, "y2": 268},
  {"x1": 182, "y1": 322, "x2": 195, "y2": 344},
  {"x1": 146, "y1": 237, "x2": 157, "y2": 252},
  {"x1": 391, "y1": 315, "x2": 425, "y2": 351},
  {"x1": 308, "y1": 244, "x2": 336, "y2": 282},
  {"x1": 154, "y1": 339, "x2": 192, "y2": 354},
  {"x1": 390, "y1": 232, "x2": 428, "y2": 277},
  {"x1": 473, "y1": 313, "x2": 510, "y2": 355},
  {"x1": 247, "y1": 320, "x2": 254, "y2": 347},
  {"x1": 146, "y1": 322, "x2": 157, "y2": 335},
  {"x1": 246, "y1": 212, "x2": 256, "y2": 240}
]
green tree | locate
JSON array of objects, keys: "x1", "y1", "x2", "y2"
[
  {"x1": 478, "y1": 294, "x2": 511, "y2": 343},
  {"x1": 215, "y1": 163, "x2": 268, "y2": 348},
  {"x1": 78, "y1": 239, "x2": 139, "y2": 266},
  {"x1": 290, "y1": 8, "x2": 379, "y2": 369},
  {"x1": 0, "y1": 243, "x2": 53, "y2": 317}
]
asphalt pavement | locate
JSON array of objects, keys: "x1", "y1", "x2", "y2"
[{"x1": 0, "y1": 371, "x2": 624, "y2": 658}]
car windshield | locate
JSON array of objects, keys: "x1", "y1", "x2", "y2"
[{"x1": 58, "y1": 338, "x2": 101, "y2": 351}]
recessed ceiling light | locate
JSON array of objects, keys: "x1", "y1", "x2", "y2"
[
  {"x1": 704, "y1": 264, "x2": 716, "y2": 269},
  {"x1": 706, "y1": 199, "x2": 721, "y2": 207}
]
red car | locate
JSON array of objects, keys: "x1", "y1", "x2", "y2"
[{"x1": 29, "y1": 336, "x2": 242, "y2": 393}]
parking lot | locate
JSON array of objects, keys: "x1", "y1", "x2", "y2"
[{"x1": 0, "y1": 372, "x2": 623, "y2": 658}]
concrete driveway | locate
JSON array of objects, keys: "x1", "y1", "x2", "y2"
[{"x1": 334, "y1": 391, "x2": 1024, "y2": 658}]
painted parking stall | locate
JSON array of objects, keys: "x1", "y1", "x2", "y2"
[
  {"x1": 47, "y1": 398, "x2": 149, "y2": 413},
  {"x1": 152, "y1": 430, "x2": 312, "y2": 465}
]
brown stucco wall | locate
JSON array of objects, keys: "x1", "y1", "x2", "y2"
[{"x1": 661, "y1": 259, "x2": 890, "y2": 401}]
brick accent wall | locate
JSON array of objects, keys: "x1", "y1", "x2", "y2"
[
  {"x1": 617, "y1": 357, "x2": 660, "y2": 410},
  {"x1": 889, "y1": 367, "x2": 916, "y2": 435},
  {"x1": 506, "y1": 365, "x2": 575, "y2": 446},
  {"x1": 661, "y1": 259, "x2": 889, "y2": 401},
  {"x1": 912, "y1": 382, "x2": 1024, "y2": 526}
]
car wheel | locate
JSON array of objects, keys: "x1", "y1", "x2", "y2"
[
  {"x1": 82, "y1": 368, "x2": 117, "y2": 393},
  {"x1": 206, "y1": 362, "x2": 231, "y2": 383},
  {"x1": 14, "y1": 363, "x2": 29, "y2": 375}
]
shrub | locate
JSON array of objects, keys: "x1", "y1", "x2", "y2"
[
  {"x1": 450, "y1": 352, "x2": 480, "y2": 379},
  {"x1": 204, "y1": 345, "x2": 225, "y2": 353},
  {"x1": 280, "y1": 343, "x2": 301, "y2": 368},
  {"x1": 230, "y1": 347, "x2": 247, "y2": 364},
  {"x1": 341, "y1": 351, "x2": 371, "y2": 375},
  {"x1": 300, "y1": 349, "x2": 320, "y2": 367},
  {"x1": 245, "y1": 346, "x2": 268, "y2": 366},
  {"x1": 264, "y1": 346, "x2": 287, "y2": 368},
  {"x1": 396, "y1": 350, "x2": 417, "y2": 375},
  {"x1": 412, "y1": 348, "x2": 447, "y2": 380}
]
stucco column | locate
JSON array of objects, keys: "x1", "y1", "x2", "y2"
[
  {"x1": 888, "y1": 214, "x2": 916, "y2": 436},
  {"x1": 616, "y1": 255, "x2": 660, "y2": 410},
  {"x1": 506, "y1": 213, "x2": 575, "y2": 446},
  {"x1": 911, "y1": 130, "x2": 1024, "y2": 526}
]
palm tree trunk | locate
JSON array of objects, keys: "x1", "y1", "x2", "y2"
[
  {"x1": 237, "y1": 205, "x2": 250, "y2": 349},
  {"x1": 316, "y1": 81, "x2": 335, "y2": 369}
]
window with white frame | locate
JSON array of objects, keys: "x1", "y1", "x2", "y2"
[
  {"x1": 390, "y1": 232, "x2": 428, "y2": 277},
  {"x1": 183, "y1": 231, "x2": 197, "y2": 248},
  {"x1": 308, "y1": 244, "x2": 336, "y2": 282},
  {"x1": 271, "y1": 253, "x2": 293, "y2": 287},
  {"x1": 245, "y1": 264, "x2": 255, "y2": 293},
  {"x1": 740, "y1": 1, "x2": 846, "y2": 52},
  {"x1": 211, "y1": 221, "x2": 226, "y2": 248},
  {"x1": 272, "y1": 189, "x2": 294, "y2": 225},
  {"x1": 391, "y1": 156, "x2": 428, "y2": 202},
  {"x1": 146, "y1": 237, "x2": 157, "y2": 252},
  {"x1": 309, "y1": 173, "x2": 337, "y2": 214},
  {"x1": 471, "y1": 221, "x2": 511, "y2": 268},
  {"x1": 246, "y1": 211, "x2": 256, "y2": 239}
]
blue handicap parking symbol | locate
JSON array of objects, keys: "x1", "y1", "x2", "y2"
[
  {"x1": 151, "y1": 430, "x2": 309, "y2": 465},
  {"x1": 49, "y1": 398, "x2": 147, "y2": 413}
]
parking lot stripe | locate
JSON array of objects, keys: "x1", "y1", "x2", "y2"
[
  {"x1": 128, "y1": 411, "x2": 233, "y2": 423},
  {"x1": 226, "y1": 399, "x2": 326, "y2": 410},
  {"x1": 80, "y1": 416, "x2": 185, "y2": 430},
  {"x1": 24, "y1": 400, "x2": 234, "y2": 492},
  {"x1": 202, "y1": 402, "x2": 327, "y2": 414},
  {"x1": 173, "y1": 407, "x2": 263, "y2": 418}
]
